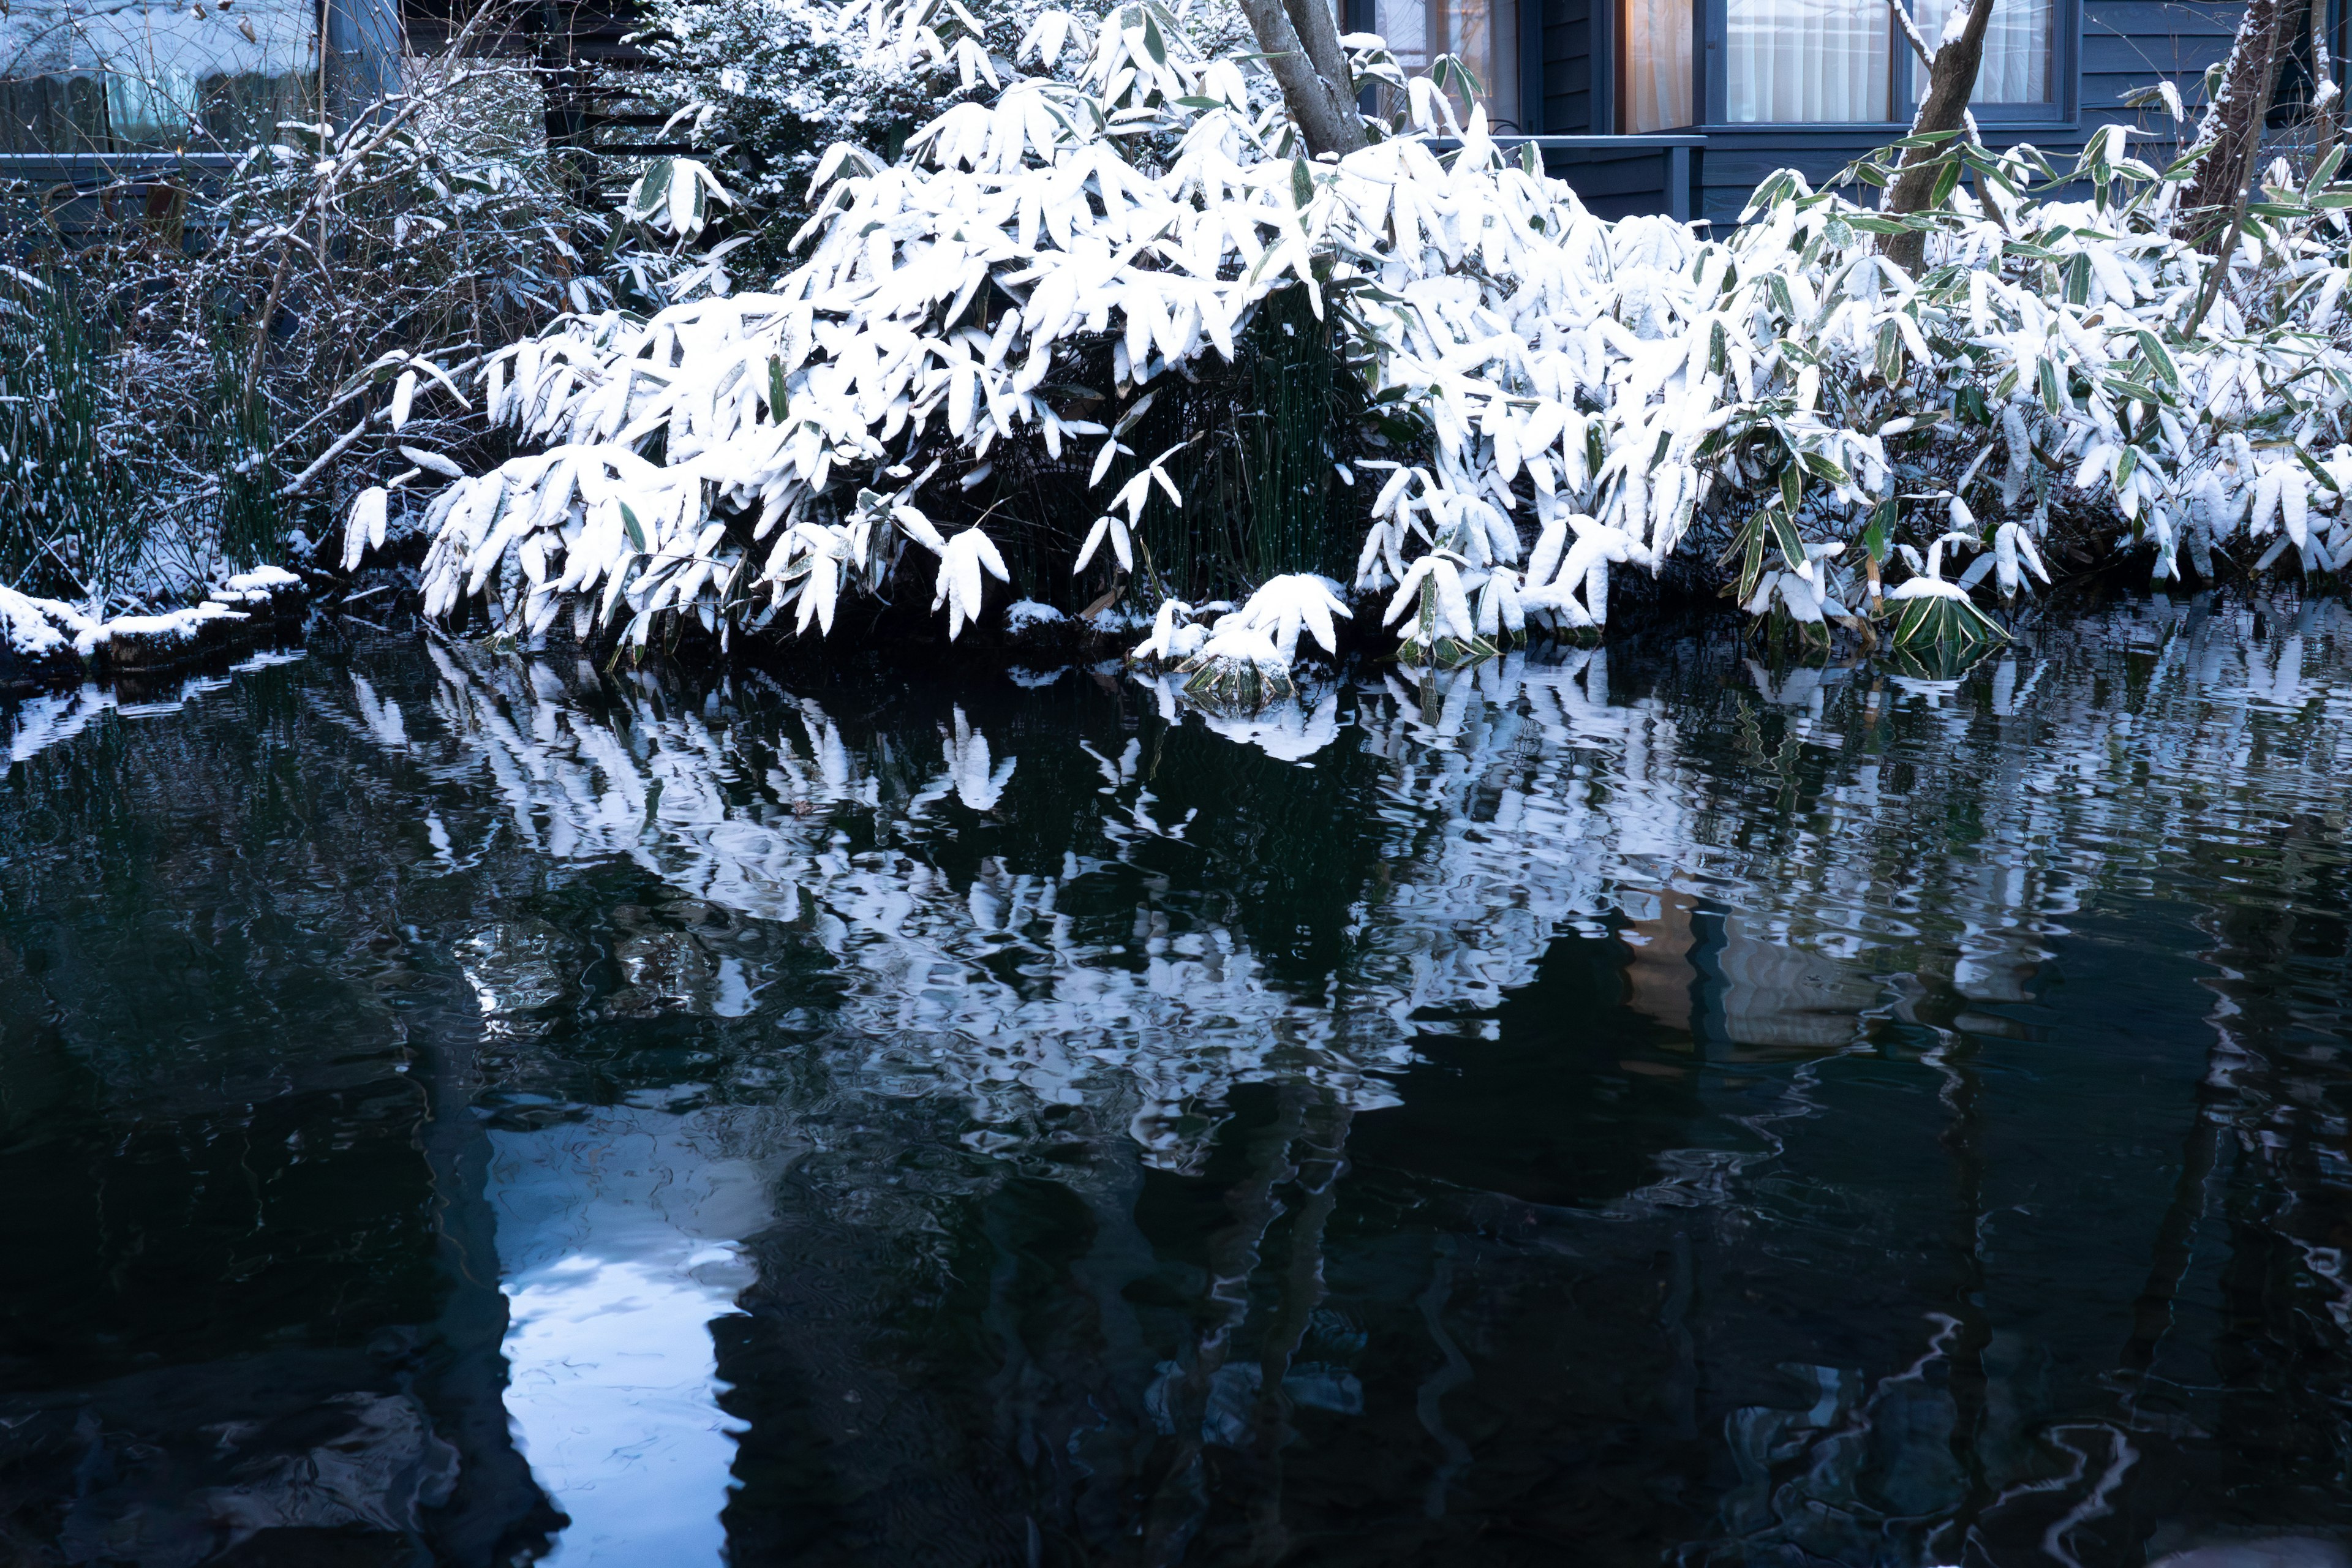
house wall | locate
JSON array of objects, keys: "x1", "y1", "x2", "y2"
[
  {"x1": 1532, "y1": 0, "x2": 2297, "y2": 226},
  {"x1": 1544, "y1": 0, "x2": 1601, "y2": 137}
]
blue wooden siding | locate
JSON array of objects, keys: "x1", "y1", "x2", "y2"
[{"x1": 1544, "y1": 0, "x2": 1601, "y2": 137}]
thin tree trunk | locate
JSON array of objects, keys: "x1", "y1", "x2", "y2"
[
  {"x1": 2180, "y1": 0, "x2": 2298, "y2": 244},
  {"x1": 1882, "y1": 0, "x2": 2000, "y2": 274},
  {"x1": 2310, "y1": 0, "x2": 2339, "y2": 160},
  {"x1": 2181, "y1": 0, "x2": 2298, "y2": 331},
  {"x1": 1234, "y1": 0, "x2": 1370, "y2": 157},
  {"x1": 1283, "y1": 0, "x2": 1361, "y2": 121}
]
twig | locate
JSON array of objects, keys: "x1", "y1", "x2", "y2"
[{"x1": 280, "y1": 411, "x2": 378, "y2": 497}]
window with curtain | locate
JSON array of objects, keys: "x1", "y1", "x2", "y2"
[
  {"x1": 1725, "y1": 0, "x2": 1890, "y2": 121},
  {"x1": 1376, "y1": 0, "x2": 1523, "y2": 128},
  {"x1": 1620, "y1": 0, "x2": 1692, "y2": 129},
  {"x1": 2, "y1": 0, "x2": 318, "y2": 151},
  {"x1": 1610, "y1": 0, "x2": 2056, "y2": 126}
]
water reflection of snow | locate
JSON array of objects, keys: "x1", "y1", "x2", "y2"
[
  {"x1": 8, "y1": 594, "x2": 2350, "y2": 1565},
  {"x1": 2, "y1": 650, "x2": 303, "y2": 763},
  {"x1": 265, "y1": 597, "x2": 2350, "y2": 1181},
  {"x1": 489, "y1": 1104, "x2": 771, "y2": 1567}
]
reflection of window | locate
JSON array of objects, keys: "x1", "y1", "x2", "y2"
[
  {"x1": 1621, "y1": 0, "x2": 1691, "y2": 130},
  {"x1": 1375, "y1": 0, "x2": 1523, "y2": 128},
  {"x1": 1, "y1": 0, "x2": 323, "y2": 154},
  {"x1": 1627, "y1": 0, "x2": 2056, "y2": 126}
]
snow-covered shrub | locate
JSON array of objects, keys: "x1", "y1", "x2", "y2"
[
  {"x1": 344, "y1": 0, "x2": 2352, "y2": 694},
  {"x1": 627, "y1": 0, "x2": 1254, "y2": 257},
  {"x1": 1, "y1": 23, "x2": 603, "y2": 613}
]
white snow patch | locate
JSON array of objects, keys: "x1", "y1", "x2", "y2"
[{"x1": 1003, "y1": 598, "x2": 1068, "y2": 633}]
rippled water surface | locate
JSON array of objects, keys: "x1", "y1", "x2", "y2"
[{"x1": 4, "y1": 597, "x2": 2351, "y2": 1567}]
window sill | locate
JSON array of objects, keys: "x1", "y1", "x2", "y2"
[{"x1": 1688, "y1": 119, "x2": 2076, "y2": 135}]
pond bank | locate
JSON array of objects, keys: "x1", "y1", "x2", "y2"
[{"x1": 0, "y1": 568, "x2": 311, "y2": 694}]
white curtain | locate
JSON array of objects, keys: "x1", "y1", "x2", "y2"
[
  {"x1": 1725, "y1": 0, "x2": 1889, "y2": 122},
  {"x1": 1623, "y1": 0, "x2": 1692, "y2": 130},
  {"x1": 1376, "y1": 0, "x2": 1522, "y2": 126},
  {"x1": 1913, "y1": 0, "x2": 2052, "y2": 103}
]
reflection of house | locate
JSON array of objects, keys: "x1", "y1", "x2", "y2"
[
  {"x1": 1621, "y1": 889, "x2": 1880, "y2": 1058},
  {"x1": 3, "y1": 0, "x2": 676, "y2": 198},
  {"x1": 1, "y1": 0, "x2": 398, "y2": 156}
]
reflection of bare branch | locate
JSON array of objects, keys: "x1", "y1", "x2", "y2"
[
  {"x1": 1242, "y1": 1098, "x2": 1351, "y2": 1560},
  {"x1": 1139, "y1": 1088, "x2": 1302, "y2": 1563},
  {"x1": 1415, "y1": 1237, "x2": 1474, "y2": 1520}
]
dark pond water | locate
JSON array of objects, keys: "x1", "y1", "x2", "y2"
[{"x1": 2, "y1": 597, "x2": 2350, "y2": 1568}]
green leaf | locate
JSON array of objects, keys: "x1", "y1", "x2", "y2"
[
  {"x1": 1174, "y1": 95, "x2": 1226, "y2": 109},
  {"x1": 1291, "y1": 157, "x2": 1314, "y2": 209},
  {"x1": 2159, "y1": 147, "x2": 2212, "y2": 181},
  {"x1": 1737, "y1": 515, "x2": 1767, "y2": 603},
  {"x1": 1844, "y1": 215, "x2": 1909, "y2": 235},
  {"x1": 1801, "y1": 451, "x2": 1849, "y2": 484},
  {"x1": 1955, "y1": 385, "x2": 1988, "y2": 424},
  {"x1": 1779, "y1": 463, "x2": 1802, "y2": 514},
  {"x1": 2132, "y1": 329, "x2": 2179, "y2": 388},
  {"x1": 2037, "y1": 357, "x2": 2064, "y2": 417},
  {"x1": 767, "y1": 355, "x2": 789, "y2": 420},
  {"x1": 2307, "y1": 143, "x2": 2346, "y2": 195},
  {"x1": 619, "y1": 501, "x2": 647, "y2": 552},
  {"x1": 1875, "y1": 320, "x2": 1905, "y2": 384},
  {"x1": 635, "y1": 158, "x2": 673, "y2": 222},
  {"x1": 1865, "y1": 498, "x2": 1896, "y2": 562},
  {"x1": 2114, "y1": 444, "x2": 2139, "y2": 490},
  {"x1": 1929, "y1": 159, "x2": 1964, "y2": 209},
  {"x1": 2064, "y1": 252, "x2": 2090, "y2": 306},
  {"x1": 2294, "y1": 443, "x2": 2341, "y2": 491},
  {"x1": 1708, "y1": 319, "x2": 1727, "y2": 378},
  {"x1": 1769, "y1": 508, "x2": 1806, "y2": 573}
]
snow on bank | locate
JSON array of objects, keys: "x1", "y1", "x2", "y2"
[
  {"x1": 1, "y1": 569, "x2": 306, "y2": 679},
  {"x1": 1, "y1": 587, "x2": 70, "y2": 664}
]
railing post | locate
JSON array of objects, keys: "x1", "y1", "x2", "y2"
[{"x1": 1668, "y1": 143, "x2": 1691, "y2": 222}]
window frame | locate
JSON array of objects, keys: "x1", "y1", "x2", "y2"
[
  {"x1": 1351, "y1": 0, "x2": 1542, "y2": 130},
  {"x1": 1595, "y1": 0, "x2": 2079, "y2": 133}
]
